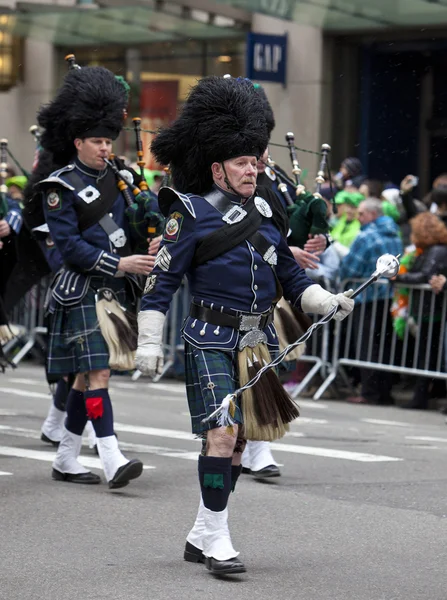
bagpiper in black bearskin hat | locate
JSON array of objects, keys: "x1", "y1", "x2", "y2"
[
  {"x1": 37, "y1": 66, "x2": 128, "y2": 165},
  {"x1": 151, "y1": 75, "x2": 270, "y2": 203},
  {"x1": 150, "y1": 75, "x2": 301, "y2": 442}
]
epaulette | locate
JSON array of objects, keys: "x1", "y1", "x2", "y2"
[
  {"x1": 158, "y1": 186, "x2": 196, "y2": 219},
  {"x1": 37, "y1": 164, "x2": 76, "y2": 191}
]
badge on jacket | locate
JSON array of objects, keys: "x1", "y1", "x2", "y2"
[
  {"x1": 163, "y1": 211, "x2": 183, "y2": 243},
  {"x1": 47, "y1": 189, "x2": 61, "y2": 211}
]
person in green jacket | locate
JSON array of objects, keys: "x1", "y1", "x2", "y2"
[{"x1": 331, "y1": 190, "x2": 362, "y2": 253}]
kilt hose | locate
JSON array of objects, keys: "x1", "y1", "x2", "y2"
[
  {"x1": 46, "y1": 277, "x2": 129, "y2": 375},
  {"x1": 185, "y1": 341, "x2": 279, "y2": 435}
]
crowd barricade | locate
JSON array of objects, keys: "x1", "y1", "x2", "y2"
[
  {"x1": 4, "y1": 276, "x2": 50, "y2": 365},
  {"x1": 289, "y1": 276, "x2": 333, "y2": 400},
  {"x1": 313, "y1": 278, "x2": 447, "y2": 400},
  {"x1": 5, "y1": 276, "x2": 447, "y2": 399}
]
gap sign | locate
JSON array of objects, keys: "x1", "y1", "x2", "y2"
[{"x1": 246, "y1": 32, "x2": 287, "y2": 85}]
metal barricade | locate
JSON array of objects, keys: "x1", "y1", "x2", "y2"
[
  {"x1": 3, "y1": 276, "x2": 50, "y2": 365},
  {"x1": 290, "y1": 276, "x2": 334, "y2": 399},
  {"x1": 314, "y1": 278, "x2": 447, "y2": 400}
]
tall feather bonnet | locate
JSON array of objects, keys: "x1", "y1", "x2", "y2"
[
  {"x1": 37, "y1": 66, "x2": 128, "y2": 165},
  {"x1": 151, "y1": 76, "x2": 269, "y2": 195}
]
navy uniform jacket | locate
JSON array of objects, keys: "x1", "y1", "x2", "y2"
[
  {"x1": 4, "y1": 196, "x2": 23, "y2": 235},
  {"x1": 140, "y1": 186, "x2": 315, "y2": 351},
  {"x1": 40, "y1": 158, "x2": 137, "y2": 306}
]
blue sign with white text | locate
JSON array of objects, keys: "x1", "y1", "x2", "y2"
[{"x1": 246, "y1": 32, "x2": 287, "y2": 85}]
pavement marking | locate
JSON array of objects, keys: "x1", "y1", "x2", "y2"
[
  {"x1": 0, "y1": 471, "x2": 13, "y2": 476},
  {"x1": 361, "y1": 419, "x2": 411, "y2": 427},
  {"x1": 285, "y1": 432, "x2": 305, "y2": 438},
  {"x1": 0, "y1": 424, "x2": 403, "y2": 463},
  {"x1": 0, "y1": 446, "x2": 155, "y2": 470},
  {"x1": 146, "y1": 383, "x2": 186, "y2": 394},
  {"x1": 6, "y1": 378, "x2": 47, "y2": 386},
  {"x1": 269, "y1": 442, "x2": 403, "y2": 462},
  {"x1": 0, "y1": 409, "x2": 36, "y2": 416},
  {"x1": 406, "y1": 436, "x2": 447, "y2": 443},
  {"x1": 297, "y1": 400, "x2": 328, "y2": 410},
  {"x1": 114, "y1": 423, "x2": 196, "y2": 441},
  {"x1": 293, "y1": 418, "x2": 328, "y2": 425},
  {"x1": 0, "y1": 387, "x2": 50, "y2": 400}
]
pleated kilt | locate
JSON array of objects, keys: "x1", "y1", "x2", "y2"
[
  {"x1": 46, "y1": 276, "x2": 128, "y2": 375},
  {"x1": 185, "y1": 342, "x2": 243, "y2": 435}
]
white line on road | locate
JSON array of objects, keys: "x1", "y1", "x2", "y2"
[
  {"x1": 114, "y1": 422, "x2": 196, "y2": 441},
  {"x1": 0, "y1": 409, "x2": 36, "y2": 416},
  {"x1": 406, "y1": 436, "x2": 447, "y2": 443},
  {"x1": 6, "y1": 378, "x2": 47, "y2": 386},
  {"x1": 0, "y1": 446, "x2": 155, "y2": 470},
  {"x1": 0, "y1": 471, "x2": 12, "y2": 475},
  {"x1": 146, "y1": 383, "x2": 186, "y2": 394},
  {"x1": 0, "y1": 387, "x2": 50, "y2": 400},
  {"x1": 293, "y1": 418, "x2": 328, "y2": 425},
  {"x1": 269, "y1": 442, "x2": 403, "y2": 462},
  {"x1": 297, "y1": 400, "x2": 328, "y2": 410},
  {"x1": 0, "y1": 423, "x2": 402, "y2": 463},
  {"x1": 361, "y1": 419, "x2": 411, "y2": 427}
]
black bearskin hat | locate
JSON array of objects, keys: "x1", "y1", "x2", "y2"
[
  {"x1": 253, "y1": 83, "x2": 275, "y2": 138},
  {"x1": 151, "y1": 76, "x2": 269, "y2": 195},
  {"x1": 37, "y1": 66, "x2": 128, "y2": 165}
]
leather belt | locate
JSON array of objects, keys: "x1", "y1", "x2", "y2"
[{"x1": 189, "y1": 302, "x2": 274, "y2": 331}]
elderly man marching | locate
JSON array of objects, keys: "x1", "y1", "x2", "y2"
[
  {"x1": 136, "y1": 76, "x2": 354, "y2": 575},
  {"x1": 36, "y1": 66, "x2": 154, "y2": 488}
]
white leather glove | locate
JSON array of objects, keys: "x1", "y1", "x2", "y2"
[
  {"x1": 300, "y1": 284, "x2": 354, "y2": 321},
  {"x1": 135, "y1": 310, "x2": 166, "y2": 377}
]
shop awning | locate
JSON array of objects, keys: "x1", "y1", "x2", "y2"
[
  {"x1": 212, "y1": 0, "x2": 447, "y2": 31},
  {"x1": 0, "y1": 0, "x2": 249, "y2": 46}
]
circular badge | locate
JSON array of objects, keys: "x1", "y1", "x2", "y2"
[
  {"x1": 265, "y1": 166, "x2": 276, "y2": 181},
  {"x1": 254, "y1": 196, "x2": 272, "y2": 218},
  {"x1": 45, "y1": 236, "x2": 55, "y2": 248},
  {"x1": 119, "y1": 169, "x2": 134, "y2": 185},
  {"x1": 47, "y1": 191, "x2": 60, "y2": 209},
  {"x1": 166, "y1": 217, "x2": 179, "y2": 237}
]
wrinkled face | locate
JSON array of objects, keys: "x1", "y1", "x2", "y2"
[
  {"x1": 212, "y1": 155, "x2": 258, "y2": 198},
  {"x1": 74, "y1": 137, "x2": 113, "y2": 170},
  {"x1": 257, "y1": 148, "x2": 269, "y2": 174},
  {"x1": 357, "y1": 202, "x2": 376, "y2": 226}
]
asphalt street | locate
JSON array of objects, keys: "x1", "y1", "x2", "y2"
[{"x1": 1, "y1": 363, "x2": 447, "y2": 600}]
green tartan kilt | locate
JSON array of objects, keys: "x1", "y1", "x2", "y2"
[
  {"x1": 185, "y1": 342, "x2": 242, "y2": 435},
  {"x1": 46, "y1": 277, "x2": 128, "y2": 375}
]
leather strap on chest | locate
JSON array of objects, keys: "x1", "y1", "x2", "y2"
[
  {"x1": 193, "y1": 189, "x2": 262, "y2": 266},
  {"x1": 64, "y1": 169, "x2": 118, "y2": 232}
]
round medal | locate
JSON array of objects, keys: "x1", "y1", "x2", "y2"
[
  {"x1": 254, "y1": 196, "x2": 272, "y2": 218},
  {"x1": 265, "y1": 166, "x2": 276, "y2": 181}
]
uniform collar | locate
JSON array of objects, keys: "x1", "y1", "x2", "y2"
[
  {"x1": 212, "y1": 183, "x2": 254, "y2": 205},
  {"x1": 74, "y1": 156, "x2": 107, "y2": 179}
]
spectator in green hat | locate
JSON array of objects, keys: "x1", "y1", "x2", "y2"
[
  {"x1": 6, "y1": 175, "x2": 27, "y2": 204},
  {"x1": 331, "y1": 190, "x2": 362, "y2": 254}
]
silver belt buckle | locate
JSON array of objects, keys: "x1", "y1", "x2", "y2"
[{"x1": 239, "y1": 314, "x2": 261, "y2": 332}]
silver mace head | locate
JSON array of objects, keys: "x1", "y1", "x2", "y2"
[{"x1": 373, "y1": 254, "x2": 400, "y2": 279}]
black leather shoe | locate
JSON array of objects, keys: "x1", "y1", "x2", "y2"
[
  {"x1": 251, "y1": 464, "x2": 281, "y2": 479},
  {"x1": 41, "y1": 433, "x2": 60, "y2": 447},
  {"x1": 52, "y1": 468, "x2": 101, "y2": 484},
  {"x1": 241, "y1": 467, "x2": 251, "y2": 475},
  {"x1": 205, "y1": 556, "x2": 246, "y2": 575},
  {"x1": 184, "y1": 541, "x2": 205, "y2": 564},
  {"x1": 108, "y1": 459, "x2": 143, "y2": 489}
]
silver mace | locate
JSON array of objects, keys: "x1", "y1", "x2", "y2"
[{"x1": 201, "y1": 253, "x2": 400, "y2": 425}]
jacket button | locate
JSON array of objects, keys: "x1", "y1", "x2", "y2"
[
  {"x1": 254, "y1": 285, "x2": 258, "y2": 291},
  {"x1": 199, "y1": 329, "x2": 206, "y2": 336},
  {"x1": 100, "y1": 260, "x2": 104, "y2": 264},
  {"x1": 253, "y1": 265, "x2": 258, "y2": 271},
  {"x1": 95, "y1": 266, "x2": 100, "y2": 270},
  {"x1": 253, "y1": 304, "x2": 257, "y2": 310},
  {"x1": 65, "y1": 290, "x2": 69, "y2": 295},
  {"x1": 250, "y1": 246, "x2": 255, "y2": 251}
]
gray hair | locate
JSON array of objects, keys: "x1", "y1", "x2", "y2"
[{"x1": 361, "y1": 197, "x2": 384, "y2": 217}]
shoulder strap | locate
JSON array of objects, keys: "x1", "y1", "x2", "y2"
[
  {"x1": 194, "y1": 189, "x2": 271, "y2": 267},
  {"x1": 64, "y1": 169, "x2": 118, "y2": 232}
]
